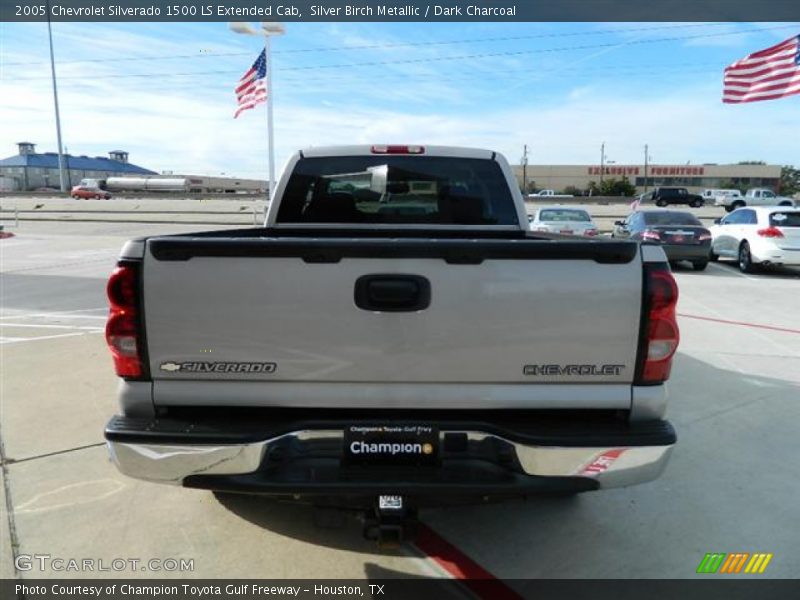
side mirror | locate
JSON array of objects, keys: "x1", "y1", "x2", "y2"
[
  {"x1": 527, "y1": 215, "x2": 534, "y2": 222},
  {"x1": 614, "y1": 220, "x2": 625, "y2": 227}
]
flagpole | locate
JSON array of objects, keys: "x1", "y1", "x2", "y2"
[
  {"x1": 230, "y1": 22, "x2": 284, "y2": 212},
  {"x1": 265, "y1": 35, "x2": 275, "y2": 202}
]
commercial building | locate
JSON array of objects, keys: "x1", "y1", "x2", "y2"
[
  {"x1": 0, "y1": 142, "x2": 156, "y2": 191},
  {"x1": 0, "y1": 142, "x2": 267, "y2": 193},
  {"x1": 512, "y1": 163, "x2": 782, "y2": 194}
]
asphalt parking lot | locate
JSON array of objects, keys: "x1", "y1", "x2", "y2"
[{"x1": 1, "y1": 220, "x2": 799, "y2": 584}]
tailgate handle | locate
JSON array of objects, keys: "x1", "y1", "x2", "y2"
[{"x1": 354, "y1": 275, "x2": 431, "y2": 312}]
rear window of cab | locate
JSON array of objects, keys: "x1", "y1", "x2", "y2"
[{"x1": 276, "y1": 156, "x2": 518, "y2": 225}]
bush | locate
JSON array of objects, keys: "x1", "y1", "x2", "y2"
[{"x1": 598, "y1": 176, "x2": 636, "y2": 197}]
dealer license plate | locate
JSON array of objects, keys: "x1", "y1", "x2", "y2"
[{"x1": 343, "y1": 424, "x2": 439, "y2": 466}]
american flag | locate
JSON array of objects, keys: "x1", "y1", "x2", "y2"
[
  {"x1": 723, "y1": 35, "x2": 800, "y2": 104},
  {"x1": 234, "y1": 49, "x2": 267, "y2": 118}
]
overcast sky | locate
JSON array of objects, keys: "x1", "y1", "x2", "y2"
[{"x1": 1, "y1": 21, "x2": 799, "y2": 179}]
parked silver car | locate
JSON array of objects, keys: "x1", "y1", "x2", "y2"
[{"x1": 528, "y1": 206, "x2": 598, "y2": 236}]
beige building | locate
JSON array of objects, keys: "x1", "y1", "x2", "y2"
[{"x1": 512, "y1": 163, "x2": 782, "y2": 194}]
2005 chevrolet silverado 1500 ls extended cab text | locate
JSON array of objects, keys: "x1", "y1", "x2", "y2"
[{"x1": 104, "y1": 145, "x2": 678, "y2": 541}]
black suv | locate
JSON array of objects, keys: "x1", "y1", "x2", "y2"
[{"x1": 648, "y1": 187, "x2": 704, "y2": 208}]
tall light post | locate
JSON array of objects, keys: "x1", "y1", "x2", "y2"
[
  {"x1": 46, "y1": 0, "x2": 67, "y2": 192},
  {"x1": 600, "y1": 142, "x2": 608, "y2": 186},
  {"x1": 230, "y1": 21, "x2": 285, "y2": 202},
  {"x1": 643, "y1": 144, "x2": 653, "y2": 193},
  {"x1": 521, "y1": 144, "x2": 529, "y2": 193}
]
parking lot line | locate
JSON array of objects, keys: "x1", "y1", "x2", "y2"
[
  {"x1": 1, "y1": 323, "x2": 104, "y2": 331},
  {"x1": 677, "y1": 313, "x2": 800, "y2": 335},
  {"x1": 706, "y1": 262, "x2": 760, "y2": 281},
  {"x1": 0, "y1": 331, "x2": 103, "y2": 345},
  {"x1": 0, "y1": 308, "x2": 107, "y2": 320}
]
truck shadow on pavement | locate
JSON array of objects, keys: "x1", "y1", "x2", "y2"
[
  {"x1": 213, "y1": 487, "x2": 580, "y2": 556},
  {"x1": 211, "y1": 351, "x2": 800, "y2": 577},
  {"x1": 213, "y1": 492, "x2": 406, "y2": 555}
]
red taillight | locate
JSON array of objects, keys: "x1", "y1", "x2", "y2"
[
  {"x1": 370, "y1": 145, "x2": 425, "y2": 154},
  {"x1": 697, "y1": 232, "x2": 712, "y2": 241},
  {"x1": 642, "y1": 229, "x2": 661, "y2": 241},
  {"x1": 105, "y1": 264, "x2": 145, "y2": 379},
  {"x1": 757, "y1": 227, "x2": 784, "y2": 238},
  {"x1": 107, "y1": 266, "x2": 137, "y2": 309},
  {"x1": 636, "y1": 265, "x2": 680, "y2": 385},
  {"x1": 584, "y1": 228, "x2": 598, "y2": 237}
]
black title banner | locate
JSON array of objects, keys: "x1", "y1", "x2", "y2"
[
  {"x1": 3, "y1": 0, "x2": 800, "y2": 22},
  {"x1": 5, "y1": 579, "x2": 800, "y2": 600}
]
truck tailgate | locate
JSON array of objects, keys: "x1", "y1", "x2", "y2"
[{"x1": 143, "y1": 236, "x2": 641, "y2": 408}]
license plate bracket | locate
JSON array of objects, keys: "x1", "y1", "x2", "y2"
[{"x1": 343, "y1": 424, "x2": 439, "y2": 466}]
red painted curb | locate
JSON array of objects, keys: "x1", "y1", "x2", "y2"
[
  {"x1": 677, "y1": 313, "x2": 800, "y2": 335},
  {"x1": 413, "y1": 523, "x2": 523, "y2": 600}
]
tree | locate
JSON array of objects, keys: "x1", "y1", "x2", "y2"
[
  {"x1": 737, "y1": 160, "x2": 766, "y2": 165},
  {"x1": 598, "y1": 176, "x2": 636, "y2": 197},
  {"x1": 780, "y1": 165, "x2": 799, "y2": 195}
]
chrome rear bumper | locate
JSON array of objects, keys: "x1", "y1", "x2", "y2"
[{"x1": 107, "y1": 429, "x2": 673, "y2": 491}]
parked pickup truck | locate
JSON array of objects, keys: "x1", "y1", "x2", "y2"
[
  {"x1": 528, "y1": 189, "x2": 574, "y2": 198},
  {"x1": 716, "y1": 188, "x2": 796, "y2": 212},
  {"x1": 104, "y1": 145, "x2": 678, "y2": 542},
  {"x1": 702, "y1": 188, "x2": 741, "y2": 205}
]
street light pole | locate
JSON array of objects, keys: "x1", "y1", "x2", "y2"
[
  {"x1": 644, "y1": 144, "x2": 649, "y2": 193},
  {"x1": 46, "y1": 1, "x2": 67, "y2": 192},
  {"x1": 521, "y1": 144, "x2": 528, "y2": 193},
  {"x1": 600, "y1": 142, "x2": 605, "y2": 186}
]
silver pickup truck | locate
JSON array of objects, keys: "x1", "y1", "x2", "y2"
[{"x1": 104, "y1": 145, "x2": 678, "y2": 541}]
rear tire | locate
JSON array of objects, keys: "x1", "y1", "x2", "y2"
[
  {"x1": 690, "y1": 199, "x2": 703, "y2": 208},
  {"x1": 724, "y1": 206, "x2": 733, "y2": 213},
  {"x1": 656, "y1": 199, "x2": 667, "y2": 207},
  {"x1": 778, "y1": 201, "x2": 792, "y2": 207},
  {"x1": 738, "y1": 242, "x2": 756, "y2": 273},
  {"x1": 731, "y1": 200, "x2": 745, "y2": 210},
  {"x1": 709, "y1": 248, "x2": 719, "y2": 262},
  {"x1": 692, "y1": 260, "x2": 708, "y2": 271}
]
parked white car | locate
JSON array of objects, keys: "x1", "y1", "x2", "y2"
[
  {"x1": 529, "y1": 206, "x2": 598, "y2": 236},
  {"x1": 709, "y1": 206, "x2": 800, "y2": 272}
]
